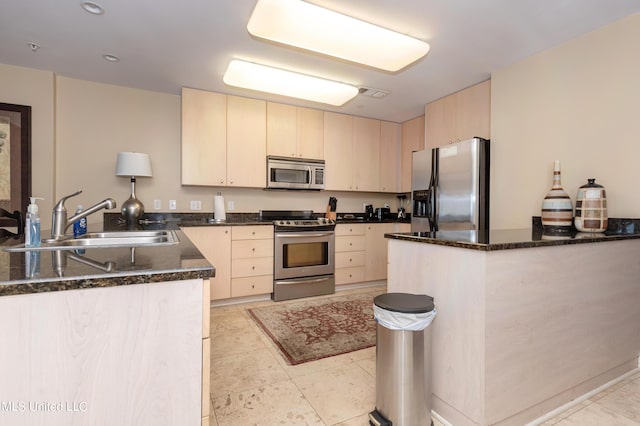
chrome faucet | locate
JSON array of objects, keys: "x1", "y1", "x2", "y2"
[{"x1": 50, "y1": 190, "x2": 117, "y2": 240}]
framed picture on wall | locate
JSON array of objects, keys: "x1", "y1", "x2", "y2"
[{"x1": 0, "y1": 102, "x2": 31, "y2": 228}]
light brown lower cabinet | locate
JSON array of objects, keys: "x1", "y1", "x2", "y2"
[
  {"x1": 0, "y1": 279, "x2": 205, "y2": 425},
  {"x1": 202, "y1": 279, "x2": 211, "y2": 423},
  {"x1": 365, "y1": 222, "x2": 396, "y2": 281},
  {"x1": 231, "y1": 226, "x2": 274, "y2": 298},
  {"x1": 335, "y1": 224, "x2": 366, "y2": 285},
  {"x1": 181, "y1": 226, "x2": 232, "y2": 300}
]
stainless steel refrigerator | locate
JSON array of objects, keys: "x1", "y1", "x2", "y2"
[{"x1": 411, "y1": 137, "x2": 490, "y2": 237}]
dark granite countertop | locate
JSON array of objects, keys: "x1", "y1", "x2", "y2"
[
  {"x1": 0, "y1": 229, "x2": 213, "y2": 297},
  {"x1": 384, "y1": 218, "x2": 640, "y2": 251}
]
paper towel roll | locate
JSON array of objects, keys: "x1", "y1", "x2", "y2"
[{"x1": 214, "y1": 193, "x2": 226, "y2": 221}]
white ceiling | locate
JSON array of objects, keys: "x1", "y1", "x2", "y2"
[{"x1": 3, "y1": 1, "x2": 640, "y2": 123}]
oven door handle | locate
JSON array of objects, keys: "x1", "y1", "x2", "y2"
[
  {"x1": 275, "y1": 232, "x2": 334, "y2": 238},
  {"x1": 277, "y1": 277, "x2": 333, "y2": 285}
]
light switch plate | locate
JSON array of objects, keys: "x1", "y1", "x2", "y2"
[
  {"x1": 153, "y1": 199, "x2": 161, "y2": 210},
  {"x1": 190, "y1": 200, "x2": 202, "y2": 211},
  {"x1": 169, "y1": 200, "x2": 177, "y2": 210},
  {"x1": 227, "y1": 201, "x2": 235, "y2": 211}
]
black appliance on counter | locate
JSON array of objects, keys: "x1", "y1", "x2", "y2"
[{"x1": 260, "y1": 210, "x2": 336, "y2": 301}]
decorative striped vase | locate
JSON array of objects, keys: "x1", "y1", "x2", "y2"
[
  {"x1": 574, "y1": 178, "x2": 607, "y2": 233},
  {"x1": 541, "y1": 160, "x2": 573, "y2": 231}
]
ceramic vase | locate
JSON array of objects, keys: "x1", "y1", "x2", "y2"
[
  {"x1": 574, "y1": 178, "x2": 607, "y2": 233},
  {"x1": 541, "y1": 160, "x2": 573, "y2": 231}
]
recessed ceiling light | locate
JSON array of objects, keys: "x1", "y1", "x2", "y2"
[
  {"x1": 247, "y1": 0, "x2": 430, "y2": 72},
  {"x1": 102, "y1": 54, "x2": 120, "y2": 62},
  {"x1": 223, "y1": 59, "x2": 358, "y2": 106},
  {"x1": 81, "y1": 1, "x2": 104, "y2": 15}
]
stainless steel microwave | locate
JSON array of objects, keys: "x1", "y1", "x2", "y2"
[{"x1": 266, "y1": 156, "x2": 325, "y2": 190}]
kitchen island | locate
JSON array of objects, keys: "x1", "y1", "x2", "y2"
[
  {"x1": 385, "y1": 225, "x2": 640, "y2": 426},
  {"x1": 0, "y1": 229, "x2": 213, "y2": 426}
]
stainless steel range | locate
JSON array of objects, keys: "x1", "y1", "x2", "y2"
[{"x1": 260, "y1": 210, "x2": 336, "y2": 302}]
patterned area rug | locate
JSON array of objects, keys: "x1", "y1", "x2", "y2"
[{"x1": 247, "y1": 292, "x2": 380, "y2": 365}]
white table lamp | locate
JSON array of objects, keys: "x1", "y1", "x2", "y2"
[{"x1": 115, "y1": 152, "x2": 152, "y2": 224}]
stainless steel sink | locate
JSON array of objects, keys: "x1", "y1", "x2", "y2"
[{"x1": 3, "y1": 230, "x2": 179, "y2": 252}]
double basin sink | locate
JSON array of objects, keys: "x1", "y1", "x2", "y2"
[{"x1": 4, "y1": 230, "x2": 179, "y2": 252}]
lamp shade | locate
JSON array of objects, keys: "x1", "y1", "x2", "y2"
[{"x1": 115, "y1": 152, "x2": 152, "y2": 177}]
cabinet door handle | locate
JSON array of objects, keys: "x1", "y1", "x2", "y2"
[
  {"x1": 349, "y1": 258, "x2": 352, "y2": 262},
  {"x1": 252, "y1": 247, "x2": 256, "y2": 252},
  {"x1": 252, "y1": 266, "x2": 255, "y2": 270}
]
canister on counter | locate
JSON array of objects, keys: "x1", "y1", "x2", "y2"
[{"x1": 574, "y1": 178, "x2": 607, "y2": 233}]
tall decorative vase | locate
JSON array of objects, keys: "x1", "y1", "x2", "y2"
[
  {"x1": 574, "y1": 178, "x2": 607, "y2": 233},
  {"x1": 541, "y1": 160, "x2": 573, "y2": 231}
]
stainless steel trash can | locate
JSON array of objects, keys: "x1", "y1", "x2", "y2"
[{"x1": 369, "y1": 293, "x2": 436, "y2": 426}]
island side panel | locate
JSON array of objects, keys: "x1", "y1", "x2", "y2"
[
  {"x1": 484, "y1": 240, "x2": 640, "y2": 426},
  {"x1": 387, "y1": 239, "x2": 487, "y2": 426},
  {"x1": 0, "y1": 279, "x2": 203, "y2": 426}
]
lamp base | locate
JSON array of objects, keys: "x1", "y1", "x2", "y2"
[{"x1": 121, "y1": 195, "x2": 144, "y2": 224}]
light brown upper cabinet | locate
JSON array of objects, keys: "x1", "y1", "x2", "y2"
[
  {"x1": 352, "y1": 117, "x2": 381, "y2": 192},
  {"x1": 425, "y1": 80, "x2": 491, "y2": 149},
  {"x1": 267, "y1": 103, "x2": 324, "y2": 159},
  {"x1": 181, "y1": 90, "x2": 266, "y2": 188},
  {"x1": 181, "y1": 88, "x2": 227, "y2": 186},
  {"x1": 380, "y1": 121, "x2": 401, "y2": 193},
  {"x1": 401, "y1": 116, "x2": 425, "y2": 193},
  {"x1": 323, "y1": 112, "x2": 354, "y2": 191},
  {"x1": 324, "y1": 112, "x2": 400, "y2": 193},
  {"x1": 227, "y1": 96, "x2": 266, "y2": 187}
]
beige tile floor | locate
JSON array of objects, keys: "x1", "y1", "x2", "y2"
[{"x1": 208, "y1": 285, "x2": 640, "y2": 426}]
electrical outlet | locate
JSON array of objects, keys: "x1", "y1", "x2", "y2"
[
  {"x1": 190, "y1": 200, "x2": 202, "y2": 211},
  {"x1": 227, "y1": 201, "x2": 235, "y2": 211},
  {"x1": 153, "y1": 199, "x2": 161, "y2": 210},
  {"x1": 169, "y1": 200, "x2": 177, "y2": 210}
]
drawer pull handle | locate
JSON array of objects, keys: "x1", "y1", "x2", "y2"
[
  {"x1": 252, "y1": 266, "x2": 255, "y2": 270},
  {"x1": 252, "y1": 248, "x2": 255, "y2": 252},
  {"x1": 349, "y1": 258, "x2": 352, "y2": 262},
  {"x1": 252, "y1": 284, "x2": 255, "y2": 289}
]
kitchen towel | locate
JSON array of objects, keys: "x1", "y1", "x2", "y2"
[{"x1": 214, "y1": 192, "x2": 226, "y2": 221}]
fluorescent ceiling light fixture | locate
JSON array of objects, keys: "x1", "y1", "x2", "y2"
[
  {"x1": 247, "y1": 0, "x2": 430, "y2": 72},
  {"x1": 223, "y1": 60, "x2": 358, "y2": 106}
]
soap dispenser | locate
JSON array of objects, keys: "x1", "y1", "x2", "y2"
[{"x1": 25, "y1": 197, "x2": 44, "y2": 247}]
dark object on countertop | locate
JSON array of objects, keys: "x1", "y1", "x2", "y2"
[
  {"x1": 365, "y1": 204, "x2": 374, "y2": 220},
  {"x1": 328, "y1": 197, "x2": 337, "y2": 211},
  {"x1": 326, "y1": 197, "x2": 337, "y2": 220},
  {"x1": 0, "y1": 208, "x2": 24, "y2": 237},
  {"x1": 375, "y1": 207, "x2": 391, "y2": 221}
]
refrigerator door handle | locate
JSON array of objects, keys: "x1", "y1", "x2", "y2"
[{"x1": 428, "y1": 149, "x2": 438, "y2": 231}]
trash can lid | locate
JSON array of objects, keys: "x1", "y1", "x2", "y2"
[{"x1": 374, "y1": 293, "x2": 435, "y2": 314}]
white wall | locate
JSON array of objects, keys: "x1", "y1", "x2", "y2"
[
  {"x1": 491, "y1": 13, "x2": 640, "y2": 229},
  {"x1": 0, "y1": 64, "x2": 55, "y2": 225}
]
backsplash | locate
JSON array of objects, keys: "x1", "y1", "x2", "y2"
[{"x1": 532, "y1": 216, "x2": 639, "y2": 235}]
